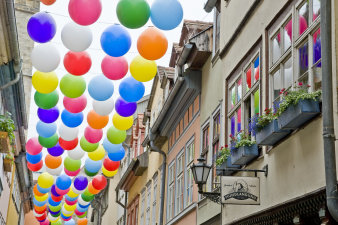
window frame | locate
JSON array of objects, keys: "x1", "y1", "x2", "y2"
[
  {"x1": 185, "y1": 137, "x2": 195, "y2": 207},
  {"x1": 167, "y1": 161, "x2": 175, "y2": 221},
  {"x1": 175, "y1": 150, "x2": 184, "y2": 215}
]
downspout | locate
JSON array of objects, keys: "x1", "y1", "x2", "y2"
[
  {"x1": 321, "y1": 0, "x2": 338, "y2": 221},
  {"x1": 149, "y1": 132, "x2": 166, "y2": 225}
]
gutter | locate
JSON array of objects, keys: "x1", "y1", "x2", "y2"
[
  {"x1": 204, "y1": 0, "x2": 218, "y2": 13},
  {"x1": 321, "y1": 0, "x2": 338, "y2": 221}
]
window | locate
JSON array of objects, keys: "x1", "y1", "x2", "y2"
[
  {"x1": 212, "y1": 113, "x2": 221, "y2": 188},
  {"x1": 214, "y1": 0, "x2": 221, "y2": 54},
  {"x1": 140, "y1": 190, "x2": 145, "y2": 225},
  {"x1": 202, "y1": 125, "x2": 209, "y2": 155},
  {"x1": 167, "y1": 162, "x2": 175, "y2": 221},
  {"x1": 152, "y1": 175, "x2": 158, "y2": 225},
  {"x1": 269, "y1": 0, "x2": 321, "y2": 107},
  {"x1": 185, "y1": 140, "x2": 194, "y2": 206},
  {"x1": 12, "y1": 174, "x2": 21, "y2": 212},
  {"x1": 176, "y1": 152, "x2": 184, "y2": 214},
  {"x1": 146, "y1": 183, "x2": 151, "y2": 225}
]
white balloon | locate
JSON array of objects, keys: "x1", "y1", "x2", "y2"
[
  {"x1": 46, "y1": 165, "x2": 63, "y2": 176},
  {"x1": 72, "y1": 185, "x2": 85, "y2": 195},
  {"x1": 33, "y1": 211, "x2": 44, "y2": 217},
  {"x1": 31, "y1": 43, "x2": 60, "y2": 72},
  {"x1": 93, "y1": 97, "x2": 115, "y2": 116},
  {"x1": 59, "y1": 123, "x2": 79, "y2": 141},
  {"x1": 48, "y1": 213, "x2": 60, "y2": 222},
  {"x1": 61, "y1": 207, "x2": 73, "y2": 215},
  {"x1": 67, "y1": 145, "x2": 85, "y2": 160},
  {"x1": 61, "y1": 22, "x2": 93, "y2": 52},
  {"x1": 77, "y1": 196, "x2": 91, "y2": 206}
]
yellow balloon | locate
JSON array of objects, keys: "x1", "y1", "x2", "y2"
[
  {"x1": 130, "y1": 55, "x2": 157, "y2": 82},
  {"x1": 64, "y1": 203, "x2": 76, "y2": 212},
  {"x1": 102, "y1": 167, "x2": 118, "y2": 177},
  {"x1": 112, "y1": 114, "x2": 134, "y2": 131},
  {"x1": 34, "y1": 193, "x2": 48, "y2": 202},
  {"x1": 67, "y1": 187, "x2": 79, "y2": 198},
  {"x1": 49, "y1": 216, "x2": 59, "y2": 222},
  {"x1": 37, "y1": 172, "x2": 54, "y2": 189},
  {"x1": 88, "y1": 145, "x2": 105, "y2": 161},
  {"x1": 63, "y1": 211, "x2": 74, "y2": 217},
  {"x1": 32, "y1": 71, "x2": 58, "y2": 94}
]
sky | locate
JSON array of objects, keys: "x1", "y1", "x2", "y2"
[{"x1": 27, "y1": 0, "x2": 213, "y2": 142}]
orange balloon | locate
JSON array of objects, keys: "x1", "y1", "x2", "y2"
[
  {"x1": 88, "y1": 182, "x2": 100, "y2": 195},
  {"x1": 78, "y1": 218, "x2": 88, "y2": 225},
  {"x1": 34, "y1": 204, "x2": 47, "y2": 213},
  {"x1": 33, "y1": 184, "x2": 45, "y2": 197},
  {"x1": 41, "y1": 0, "x2": 56, "y2": 5},
  {"x1": 87, "y1": 110, "x2": 109, "y2": 129},
  {"x1": 45, "y1": 154, "x2": 62, "y2": 169},
  {"x1": 137, "y1": 27, "x2": 168, "y2": 60}
]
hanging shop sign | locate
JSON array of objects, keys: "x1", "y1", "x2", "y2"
[{"x1": 221, "y1": 176, "x2": 260, "y2": 205}]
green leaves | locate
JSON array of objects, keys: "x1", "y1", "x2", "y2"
[{"x1": 0, "y1": 112, "x2": 15, "y2": 144}]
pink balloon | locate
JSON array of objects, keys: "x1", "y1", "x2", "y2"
[
  {"x1": 55, "y1": 186, "x2": 70, "y2": 196},
  {"x1": 84, "y1": 126, "x2": 103, "y2": 143},
  {"x1": 63, "y1": 95, "x2": 87, "y2": 113},
  {"x1": 26, "y1": 137, "x2": 43, "y2": 155},
  {"x1": 65, "y1": 198, "x2": 77, "y2": 205},
  {"x1": 62, "y1": 216, "x2": 72, "y2": 221},
  {"x1": 40, "y1": 220, "x2": 50, "y2": 225},
  {"x1": 101, "y1": 55, "x2": 128, "y2": 80},
  {"x1": 68, "y1": 0, "x2": 102, "y2": 26},
  {"x1": 75, "y1": 209, "x2": 85, "y2": 216},
  {"x1": 64, "y1": 168, "x2": 80, "y2": 177}
]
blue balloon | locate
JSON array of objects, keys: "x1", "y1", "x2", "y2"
[
  {"x1": 119, "y1": 77, "x2": 145, "y2": 102},
  {"x1": 33, "y1": 197, "x2": 47, "y2": 207},
  {"x1": 101, "y1": 24, "x2": 131, "y2": 57},
  {"x1": 49, "y1": 210, "x2": 61, "y2": 216},
  {"x1": 65, "y1": 219, "x2": 76, "y2": 225},
  {"x1": 27, "y1": 12, "x2": 56, "y2": 43},
  {"x1": 88, "y1": 75, "x2": 114, "y2": 101},
  {"x1": 115, "y1": 97, "x2": 137, "y2": 117},
  {"x1": 26, "y1": 152, "x2": 42, "y2": 164},
  {"x1": 48, "y1": 143, "x2": 64, "y2": 157},
  {"x1": 36, "y1": 120, "x2": 57, "y2": 138},
  {"x1": 37, "y1": 106, "x2": 59, "y2": 123},
  {"x1": 103, "y1": 138, "x2": 122, "y2": 154},
  {"x1": 61, "y1": 214, "x2": 71, "y2": 220},
  {"x1": 76, "y1": 204, "x2": 89, "y2": 213},
  {"x1": 73, "y1": 176, "x2": 88, "y2": 191},
  {"x1": 61, "y1": 109, "x2": 84, "y2": 128},
  {"x1": 65, "y1": 195, "x2": 78, "y2": 202},
  {"x1": 56, "y1": 174, "x2": 71, "y2": 190},
  {"x1": 48, "y1": 196, "x2": 61, "y2": 206},
  {"x1": 51, "y1": 184, "x2": 61, "y2": 197},
  {"x1": 106, "y1": 141, "x2": 125, "y2": 161},
  {"x1": 150, "y1": 0, "x2": 183, "y2": 30},
  {"x1": 84, "y1": 158, "x2": 102, "y2": 173},
  {"x1": 37, "y1": 184, "x2": 51, "y2": 194}
]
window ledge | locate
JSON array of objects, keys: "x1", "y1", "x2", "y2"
[{"x1": 166, "y1": 203, "x2": 196, "y2": 225}]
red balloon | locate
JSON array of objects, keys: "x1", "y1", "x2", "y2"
[
  {"x1": 26, "y1": 137, "x2": 43, "y2": 155},
  {"x1": 63, "y1": 51, "x2": 91, "y2": 75},
  {"x1": 36, "y1": 212, "x2": 47, "y2": 221},
  {"x1": 59, "y1": 137, "x2": 78, "y2": 150},
  {"x1": 84, "y1": 126, "x2": 103, "y2": 143},
  {"x1": 103, "y1": 157, "x2": 120, "y2": 171},
  {"x1": 27, "y1": 160, "x2": 43, "y2": 172},
  {"x1": 92, "y1": 175, "x2": 107, "y2": 190},
  {"x1": 63, "y1": 95, "x2": 87, "y2": 113},
  {"x1": 51, "y1": 194, "x2": 63, "y2": 202}
]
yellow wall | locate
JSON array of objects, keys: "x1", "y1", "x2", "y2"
[{"x1": 6, "y1": 165, "x2": 19, "y2": 225}]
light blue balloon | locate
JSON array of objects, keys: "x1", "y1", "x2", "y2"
[
  {"x1": 103, "y1": 138, "x2": 122, "y2": 154},
  {"x1": 88, "y1": 75, "x2": 114, "y2": 101},
  {"x1": 65, "y1": 219, "x2": 76, "y2": 225},
  {"x1": 37, "y1": 184, "x2": 51, "y2": 194},
  {"x1": 100, "y1": 24, "x2": 132, "y2": 57},
  {"x1": 65, "y1": 195, "x2": 77, "y2": 202},
  {"x1": 33, "y1": 197, "x2": 47, "y2": 207},
  {"x1": 84, "y1": 158, "x2": 102, "y2": 173},
  {"x1": 61, "y1": 109, "x2": 84, "y2": 128},
  {"x1": 150, "y1": 0, "x2": 183, "y2": 30},
  {"x1": 76, "y1": 204, "x2": 89, "y2": 213},
  {"x1": 36, "y1": 120, "x2": 57, "y2": 138},
  {"x1": 119, "y1": 77, "x2": 145, "y2": 102}
]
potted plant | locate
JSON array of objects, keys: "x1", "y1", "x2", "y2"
[
  {"x1": 0, "y1": 112, "x2": 15, "y2": 153},
  {"x1": 216, "y1": 145, "x2": 240, "y2": 176},
  {"x1": 230, "y1": 131, "x2": 258, "y2": 166},
  {"x1": 250, "y1": 108, "x2": 291, "y2": 146},
  {"x1": 277, "y1": 83, "x2": 321, "y2": 130},
  {"x1": 3, "y1": 154, "x2": 14, "y2": 172}
]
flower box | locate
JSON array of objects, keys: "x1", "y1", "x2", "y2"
[
  {"x1": 278, "y1": 99, "x2": 320, "y2": 130},
  {"x1": 256, "y1": 120, "x2": 291, "y2": 146},
  {"x1": 0, "y1": 131, "x2": 11, "y2": 153},
  {"x1": 216, "y1": 157, "x2": 240, "y2": 176},
  {"x1": 231, "y1": 144, "x2": 259, "y2": 165},
  {"x1": 3, "y1": 157, "x2": 12, "y2": 172}
]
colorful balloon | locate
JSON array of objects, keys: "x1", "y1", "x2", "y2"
[
  {"x1": 41, "y1": 0, "x2": 56, "y2": 5},
  {"x1": 88, "y1": 75, "x2": 114, "y2": 101},
  {"x1": 101, "y1": 56, "x2": 128, "y2": 80},
  {"x1": 60, "y1": 74, "x2": 86, "y2": 98},
  {"x1": 27, "y1": 152, "x2": 43, "y2": 164},
  {"x1": 26, "y1": 137, "x2": 43, "y2": 155},
  {"x1": 34, "y1": 91, "x2": 59, "y2": 109},
  {"x1": 105, "y1": 141, "x2": 125, "y2": 161},
  {"x1": 88, "y1": 145, "x2": 105, "y2": 161},
  {"x1": 38, "y1": 172, "x2": 54, "y2": 189},
  {"x1": 116, "y1": 0, "x2": 150, "y2": 29},
  {"x1": 100, "y1": 24, "x2": 131, "y2": 57},
  {"x1": 92, "y1": 97, "x2": 114, "y2": 116},
  {"x1": 92, "y1": 175, "x2": 107, "y2": 190},
  {"x1": 46, "y1": 164, "x2": 63, "y2": 176},
  {"x1": 150, "y1": 0, "x2": 183, "y2": 30},
  {"x1": 63, "y1": 51, "x2": 91, "y2": 76},
  {"x1": 119, "y1": 77, "x2": 145, "y2": 102},
  {"x1": 87, "y1": 182, "x2": 100, "y2": 195},
  {"x1": 27, "y1": 12, "x2": 56, "y2": 43},
  {"x1": 87, "y1": 110, "x2": 109, "y2": 129},
  {"x1": 68, "y1": 0, "x2": 102, "y2": 26},
  {"x1": 73, "y1": 176, "x2": 88, "y2": 191},
  {"x1": 38, "y1": 134, "x2": 58, "y2": 148},
  {"x1": 80, "y1": 136, "x2": 99, "y2": 152},
  {"x1": 102, "y1": 139, "x2": 122, "y2": 154},
  {"x1": 59, "y1": 137, "x2": 78, "y2": 150},
  {"x1": 27, "y1": 160, "x2": 43, "y2": 172},
  {"x1": 63, "y1": 95, "x2": 87, "y2": 113},
  {"x1": 130, "y1": 55, "x2": 157, "y2": 82},
  {"x1": 64, "y1": 168, "x2": 80, "y2": 177},
  {"x1": 58, "y1": 123, "x2": 79, "y2": 141},
  {"x1": 102, "y1": 167, "x2": 118, "y2": 177},
  {"x1": 61, "y1": 110, "x2": 84, "y2": 128},
  {"x1": 32, "y1": 71, "x2": 58, "y2": 94},
  {"x1": 45, "y1": 154, "x2": 62, "y2": 169},
  {"x1": 77, "y1": 218, "x2": 88, "y2": 225},
  {"x1": 61, "y1": 22, "x2": 93, "y2": 52},
  {"x1": 56, "y1": 174, "x2": 72, "y2": 190},
  {"x1": 85, "y1": 158, "x2": 102, "y2": 173},
  {"x1": 36, "y1": 121, "x2": 57, "y2": 138},
  {"x1": 84, "y1": 126, "x2": 103, "y2": 143},
  {"x1": 115, "y1": 97, "x2": 137, "y2": 117},
  {"x1": 31, "y1": 43, "x2": 60, "y2": 72},
  {"x1": 137, "y1": 27, "x2": 168, "y2": 60},
  {"x1": 47, "y1": 143, "x2": 64, "y2": 157},
  {"x1": 67, "y1": 146, "x2": 85, "y2": 160},
  {"x1": 64, "y1": 157, "x2": 81, "y2": 172},
  {"x1": 37, "y1": 107, "x2": 59, "y2": 123},
  {"x1": 112, "y1": 113, "x2": 133, "y2": 131},
  {"x1": 107, "y1": 125, "x2": 126, "y2": 144},
  {"x1": 103, "y1": 157, "x2": 120, "y2": 171}
]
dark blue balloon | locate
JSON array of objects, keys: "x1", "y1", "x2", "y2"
[
  {"x1": 100, "y1": 24, "x2": 131, "y2": 57},
  {"x1": 61, "y1": 109, "x2": 83, "y2": 128},
  {"x1": 26, "y1": 152, "x2": 42, "y2": 164},
  {"x1": 108, "y1": 146, "x2": 125, "y2": 161},
  {"x1": 49, "y1": 209, "x2": 61, "y2": 215},
  {"x1": 47, "y1": 143, "x2": 64, "y2": 157},
  {"x1": 119, "y1": 77, "x2": 145, "y2": 102},
  {"x1": 37, "y1": 107, "x2": 59, "y2": 123},
  {"x1": 88, "y1": 75, "x2": 114, "y2": 101},
  {"x1": 27, "y1": 12, "x2": 56, "y2": 43},
  {"x1": 56, "y1": 174, "x2": 72, "y2": 190},
  {"x1": 313, "y1": 39, "x2": 321, "y2": 67},
  {"x1": 51, "y1": 184, "x2": 61, "y2": 197},
  {"x1": 115, "y1": 97, "x2": 137, "y2": 117},
  {"x1": 48, "y1": 196, "x2": 61, "y2": 206},
  {"x1": 73, "y1": 176, "x2": 88, "y2": 191}
]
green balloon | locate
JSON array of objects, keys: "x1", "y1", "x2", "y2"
[
  {"x1": 84, "y1": 168, "x2": 98, "y2": 177},
  {"x1": 60, "y1": 74, "x2": 86, "y2": 98},
  {"x1": 80, "y1": 137, "x2": 99, "y2": 152},
  {"x1": 49, "y1": 204, "x2": 62, "y2": 212},
  {"x1": 107, "y1": 126, "x2": 126, "y2": 144},
  {"x1": 116, "y1": 0, "x2": 150, "y2": 29},
  {"x1": 83, "y1": 188, "x2": 94, "y2": 197},
  {"x1": 38, "y1": 134, "x2": 58, "y2": 148},
  {"x1": 64, "y1": 156, "x2": 81, "y2": 172},
  {"x1": 51, "y1": 221, "x2": 62, "y2": 225},
  {"x1": 77, "y1": 211, "x2": 87, "y2": 218},
  {"x1": 34, "y1": 91, "x2": 59, "y2": 109},
  {"x1": 81, "y1": 191, "x2": 95, "y2": 202}
]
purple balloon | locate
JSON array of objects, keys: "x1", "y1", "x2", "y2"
[
  {"x1": 51, "y1": 184, "x2": 61, "y2": 197},
  {"x1": 47, "y1": 142, "x2": 64, "y2": 157},
  {"x1": 73, "y1": 176, "x2": 88, "y2": 191},
  {"x1": 37, "y1": 106, "x2": 59, "y2": 123},
  {"x1": 115, "y1": 97, "x2": 137, "y2": 117},
  {"x1": 27, "y1": 12, "x2": 56, "y2": 43}
]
